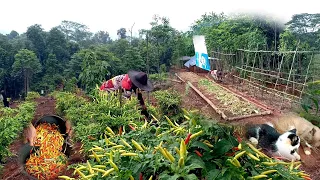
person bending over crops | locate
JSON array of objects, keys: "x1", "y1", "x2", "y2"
[
  {"x1": 209, "y1": 70, "x2": 223, "y2": 82},
  {"x1": 100, "y1": 70, "x2": 154, "y2": 118}
]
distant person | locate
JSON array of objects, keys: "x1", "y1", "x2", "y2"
[
  {"x1": 1, "y1": 90, "x2": 9, "y2": 107},
  {"x1": 209, "y1": 70, "x2": 223, "y2": 82}
]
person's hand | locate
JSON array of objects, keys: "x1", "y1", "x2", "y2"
[
  {"x1": 25, "y1": 124, "x2": 37, "y2": 146},
  {"x1": 137, "y1": 92, "x2": 143, "y2": 101},
  {"x1": 65, "y1": 120, "x2": 73, "y2": 137}
]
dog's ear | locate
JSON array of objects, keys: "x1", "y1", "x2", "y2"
[
  {"x1": 289, "y1": 128, "x2": 297, "y2": 134},
  {"x1": 309, "y1": 128, "x2": 317, "y2": 136}
]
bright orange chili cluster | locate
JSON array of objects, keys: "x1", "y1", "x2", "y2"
[{"x1": 25, "y1": 123, "x2": 67, "y2": 180}]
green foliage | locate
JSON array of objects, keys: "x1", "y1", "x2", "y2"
[
  {"x1": 300, "y1": 81, "x2": 320, "y2": 126},
  {"x1": 25, "y1": 91, "x2": 40, "y2": 101},
  {"x1": 60, "y1": 108, "x2": 308, "y2": 180},
  {"x1": 0, "y1": 101, "x2": 36, "y2": 162},
  {"x1": 53, "y1": 89, "x2": 143, "y2": 150},
  {"x1": 153, "y1": 89, "x2": 182, "y2": 116}
]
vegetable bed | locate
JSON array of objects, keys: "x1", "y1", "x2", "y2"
[{"x1": 197, "y1": 79, "x2": 263, "y2": 118}]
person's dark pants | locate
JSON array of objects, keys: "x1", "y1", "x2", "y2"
[{"x1": 3, "y1": 100, "x2": 9, "y2": 107}]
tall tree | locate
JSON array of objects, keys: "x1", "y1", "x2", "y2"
[
  {"x1": 12, "y1": 49, "x2": 42, "y2": 94},
  {"x1": 93, "y1": 31, "x2": 111, "y2": 44},
  {"x1": 7, "y1": 30, "x2": 19, "y2": 40},
  {"x1": 58, "y1": 20, "x2": 93, "y2": 47},
  {"x1": 26, "y1": 24, "x2": 47, "y2": 63},
  {"x1": 117, "y1": 28, "x2": 127, "y2": 39},
  {"x1": 46, "y1": 27, "x2": 69, "y2": 61}
]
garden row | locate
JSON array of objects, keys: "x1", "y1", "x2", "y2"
[
  {"x1": 52, "y1": 89, "x2": 310, "y2": 180},
  {"x1": 0, "y1": 92, "x2": 39, "y2": 171}
]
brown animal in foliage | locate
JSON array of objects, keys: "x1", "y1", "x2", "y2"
[{"x1": 272, "y1": 113, "x2": 320, "y2": 156}]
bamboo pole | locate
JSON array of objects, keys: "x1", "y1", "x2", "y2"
[
  {"x1": 187, "y1": 81, "x2": 227, "y2": 119},
  {"x1": 233, "y1": 75, "x2": 301, "y2": 102},
  {"x1": 300, "y1": 53, "x2": 314, "y2": 99},
  {"x1": 274, "y1": 54, "x2": 285, "y2": 89},
  {"x1": 235, "y1": 67, "x2": 305, "y2": 86},
  {"x1": 285, "y1": 41, "x2": 300, "y2": 94},
  {"x1": 175, "y1": 73, "x2": 186, "y2": 83},
  {"x1": 237, "y1": 49, "x2": 320, "y2": 54}
]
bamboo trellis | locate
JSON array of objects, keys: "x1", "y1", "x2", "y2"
[{"x1": 230, "y1": 47, "x2": 317, "y2": 108}]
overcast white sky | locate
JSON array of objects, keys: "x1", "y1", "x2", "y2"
[{"x1": 0, "y1": 0, "x2": 318, "y2": 40}]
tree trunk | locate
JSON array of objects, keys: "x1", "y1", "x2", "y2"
[{"x1": 24, "y1": 69, "x2": 27, "y2": 95}]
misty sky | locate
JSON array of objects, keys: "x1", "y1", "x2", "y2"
[{"x1": 1, "y1": 0, "x2": 318, "y2": 40}]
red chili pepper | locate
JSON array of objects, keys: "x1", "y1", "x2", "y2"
[
  {"x1": 234, "y1": 133, "x2": 242, "y2": 143},
  {"x1": 129, "y1": 125, "x2": 136, "y2": 131},
  {"x1": 225, "y1": 152, "x2": 236, "y2": 156},
  {"x1": 194, "y1": 150, "x2": 203, "y2": 157},
  {"x1": 139, "y1": 173, "x2": 143, "y2": 180},
  {"x1": 232, "y1": 147, "x2": 239, "y2": 151},
  {"x1": 185, "y1": 133, "x2": 192, "y2": 145},
  {"x1": 119, "y1": 126, "x2": 123, "y2": 135}
]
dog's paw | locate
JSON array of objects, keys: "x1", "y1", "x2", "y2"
[
  {"x1": 304, "y1": 150, "x2": 311, "y2": 155},
  {"x1": 249, "y1": 137, "x2": 258, "y2": 145}
]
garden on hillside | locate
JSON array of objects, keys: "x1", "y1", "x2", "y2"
[{"x1": 0, "y1": 88, "x2": 312, "y2": 180}]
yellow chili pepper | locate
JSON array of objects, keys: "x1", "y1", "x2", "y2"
[
  {"x1": 247, "y1": 143, "x2": 270, "y2": 159},
  {"x1": 91, "y1": 150, "x2": 101, "y2": 163},
  {"x1": 89, "y1": 154, "x2": 105, "y2": 158},
  {"x1": 261, "y1": 170, "x2": 277, "y2": 175},
  {"x1": 58, "y1": 176, "x2": 75, "y2": 180},
  {"x1": 102, "y1": 168, "x2": 115, "y2": 177},
  {"x1": 174, "y1": 147, "x2": 180, "y2": 155},
  {"x1": 178, "y1": 157, "x2": 184, "y2": 167},
  {"x1": 251, "y1": 175, "x2": 268, "y2": 179},
  {"x1": 238, "y1": 143, "x2": 242, "y2": 150},
  {"x1": 129, "y1": 175, "x2": 135, "y2": 180},
  {"x1": 165, "y1": 115, "x2": 177, "y2": 128},
  {"x1": 164, "y1": 148, "x2": 175, "y2": 163},
  {"x1": 294, "y1": 164, "x2": 302, "y2": 169},
  {"x1": 75, "y1": 169, "x2": 86, "y2": 179},
  {"x1": 109, "y1": 160, "x2": 119, "y2": 171},
  {"x1": 232, "y1": 158, "x2": 241, "y2": 167},
  {"x1": 289, "y1": 159, "x2": 294, "y2": 171},
  {"x1": 179, "y1": 139, "x2": 186, "y2": 158},
  {"x1": 92, "y1": 168, "x2": 108, "y2": 173},
  {"x1": 150, "y1": 114, "x2": 159, "y2": 121},
  {"x1": 132, "y1": 139, "x2": 144, "y2": 152},
  {"x1": 190, "y1": 130, "x2": 204, "y2": 140},
  {"x1": 247, "y1": 152, "x2": 260, "y2": 161},
  {"x1": 87, "y1": 160, "x2": 94, "y2": 174},
  {"x1": 184, "y1": 115, "x2": 190, "y2": 120},
  {"x1": 203, "y1": 142, "x2": 214, "y2": 148},
  {"x1": 148, "y1": 175, "x2": 153, "y2": 180},
  {"x1": 234, "y1": 151, "x2": 246, "y2": 160},
  {"x1": 106, "y1": 127, "x2": 115, "y2": 136},
  {"x1": 112, "y1": 145, "x2": 125, "y2": 149},
  {"x1": 121, "y1": 153, "x2": 138, "y2": 156},
  {"x1": 93, "y1": 165, "x2": 106, "y2": 169},
  {"x1": 262, "y1": 162, "x2": 278, "y2": 166},
  {"x1": 121, "y1": 138, "x2": 132, "y2": 149}
]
